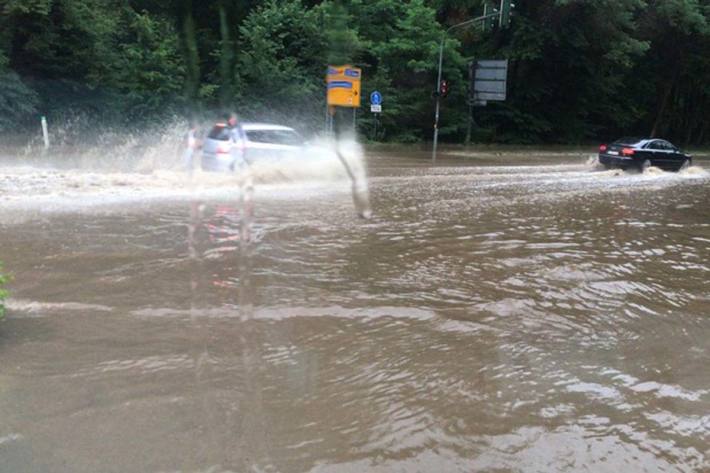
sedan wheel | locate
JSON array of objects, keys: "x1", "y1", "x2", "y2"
[
  {"x1": 641, "y1": 159, "x2": 651, "y2": 172},
  {"x1": 679, "y1": 158, "x2": 692, "y2": 171}
]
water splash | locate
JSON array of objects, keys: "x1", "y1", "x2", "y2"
[
  {"x1": 0, "y1": 120, "x2": 372, "y2": 220},
  {"x1": 642, "y1": 165, "x2": 665, "y2": 176},
  {"x1": 329, "y1": 134, "x2": 372, "y2": 219},
  {"x1": 679, "y1": 165, "x2": 709, "y2": 177},
  {"x1": 585, "y1": 155, "x2": 603, "y2": 169}
]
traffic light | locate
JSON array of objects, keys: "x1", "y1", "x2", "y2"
[
  {"x1": 499, "y1": 0, "x2": 515, "y2": 27},
  {"x1": 439, "y1": 80, "x2": 450, "y2": 98},
  {"x1": 482, "y1": 2, "x2": 498, "y2": 33}
]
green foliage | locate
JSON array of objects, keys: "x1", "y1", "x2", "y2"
[
  {"x1": 0, "y1": 0, "x2": 709, "y2": 144},
  {"x1": 467, "y1": 0, "x2": 652, "y2": 142},
  {"x1": 2, "y1": 0, "x2": 53, "y2": 16},
  {"x1": 237, "y1": 1, "x2": 325, "y2": 104},
  {"x1": 95, "y1": 9, "x2": 186, "y2": 120},
  {"x1": 352, "y1": 0, "x2": 466, "y2": 140},
  {"x1": 0, "y1": 69, "x2": 39, "y2": 132},
  {"x1": 321, "y1": 2, "x2": 363, "y2": 65}
]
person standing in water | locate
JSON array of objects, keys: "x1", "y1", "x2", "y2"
[
  {"x1": 225, "y1": 112, "x2": 244, "y2": 142},
  {"x1": 224, "y1": 112, "x2": 247, "y2": 170},
  {"x1": 223, "y1": 112, "x2": 254, "y2": 242}
]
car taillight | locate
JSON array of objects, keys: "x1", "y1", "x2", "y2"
[
  {"x1": 622, "y1": 148, "x2": 635, "y2": 156},
  {"x1": 599, "y1": 144, "x2": 607, "y2": 152},
  {"x1": 217, "y1": 143, "x2": 230, "y2": 154}
]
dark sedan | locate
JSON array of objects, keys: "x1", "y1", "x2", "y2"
[{"x1": 598, "y1": 137, "x2": 692, "y2": 172}]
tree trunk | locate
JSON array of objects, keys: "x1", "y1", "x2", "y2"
[
  {"x1": 651, "y1": 78, "x2": 673, "y2": 138},
  {"x1": 697, "y1": 119, "x2": 708, "y2": 145},
  {"x1": 178, "y1": 0, "x2": 200, "y2": 107},
  {"x1": 218, "y1": 1, "x2": 233, "y2": 108},
  {"x1": 684, "y1": 87, "x2": 695, "y2": 146},
  {"x1": 465, "y1": 103, "x2": 477, "y2": 145},
  {"x1": 651, "y1": 44, "x2": 681, "y2": 139},
  {"x1": 465, "y1": 102, "x2": 472, "y2": 145}
]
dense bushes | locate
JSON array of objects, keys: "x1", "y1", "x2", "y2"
[{"x1": 1, "y1": 0, "x2": 709, "y2": 144}]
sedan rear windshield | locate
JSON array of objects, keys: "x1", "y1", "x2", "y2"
[
  {"x1": 246, "y1": 130, "x2": 303, "y2": 146},
  {"x1": 613, "y1": 136, "x2": 643, "y2": 145}
]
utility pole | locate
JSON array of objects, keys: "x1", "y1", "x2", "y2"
[
  {"x1": 431, "y1": 0, "x2": 515, "y2": 162},
  {"x1": 432, "y1": 14, "x2": 498, "y2": 162}
]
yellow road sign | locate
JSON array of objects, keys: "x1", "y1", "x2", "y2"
[{"x1": 326, "y1": 65, "x2": 361, "y2": 108}]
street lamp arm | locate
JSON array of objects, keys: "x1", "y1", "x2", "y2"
[{"x1": 445, "y1": 13, "x2": 498, "y2": 35}]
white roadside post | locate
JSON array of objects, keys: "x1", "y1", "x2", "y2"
[{"x1": 41, "y1": 116, "x2": 50, "y2": 149}]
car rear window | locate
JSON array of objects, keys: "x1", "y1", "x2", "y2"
[
  {"x1": 614, "y1": 136, "x2": 643, "y2": 145},
  {"x1": 246, "y1": 130, "x2": 303, "y2": 146},
  {"x1": 208, "y1": 126, "x2": 231, "y2": 141}
]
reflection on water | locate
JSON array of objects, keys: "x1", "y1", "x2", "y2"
[{"x1": 0, "y1": 153, "x2": 709, "y2": 472}]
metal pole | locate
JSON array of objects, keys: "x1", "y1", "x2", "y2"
[
  {"x1": 431, "y1": 37, "x2": 444, "y2": 163},
  {"x1": 431, "y1": 13, "x2": 499, "y2": 162}
]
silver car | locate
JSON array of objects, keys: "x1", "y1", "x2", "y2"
[{"x1": 201, "y1": 122, "x2": 306, "y2": 172}]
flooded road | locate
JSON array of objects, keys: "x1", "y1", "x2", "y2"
[{"x1": 1, "y1": 149, "x2": 709, "y2": 472}]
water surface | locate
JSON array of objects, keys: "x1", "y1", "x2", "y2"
[{"x1": 1, "y1": 150, "x2": 709, "y2": 472}]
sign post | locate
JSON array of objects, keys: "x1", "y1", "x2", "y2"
[{"x1": 369, "y1": 90, "x2": 383, "y2": 140}]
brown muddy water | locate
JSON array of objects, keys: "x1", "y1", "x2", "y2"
[{"x1": 1, "y1": 148, "x2": 709, "y2": 472}]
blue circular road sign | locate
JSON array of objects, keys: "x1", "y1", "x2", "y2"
[{"x1": 370, "y1": 91, "x2": 382, "y2": 105}]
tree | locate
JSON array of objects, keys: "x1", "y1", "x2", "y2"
[
  {"x1": 175, "y1": 0, "x2": 201, "y2": 107},
  {"x1": 95, "y1": 8, "x2": 186, "y2": 121},
  {"x1": 466, "y1": 0, "x2": 649, "y2": 143},
  {"x1": 235, "y1": 0, "x2": 328, "y2": 124},
  {"x1": 636, "y1": 0, "x2": 710, "y2": 143},
  {"x1": 351, "y1": 0, "x2": 466, "y2": 141},
  {"x1": 0, "y1": 0, "x2": 709, "y2": 144},
  {"x1": 0, "y1": 68, "x2": 38, "y2": 132}
]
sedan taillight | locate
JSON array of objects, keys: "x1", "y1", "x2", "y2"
[
  {"x1": 599, "y1": 144, "x2": 607, "y2": 152},
  {"x1": 622, "y1": 148, "x2": 635, "y2": 156}
]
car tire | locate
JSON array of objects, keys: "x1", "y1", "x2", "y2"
[
  {"x1": 679, "y1": 158, "x2": 692, "y2": 171},
  {"x1": 641, "y1": 159, "x2": 651, "y2": 172}
]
